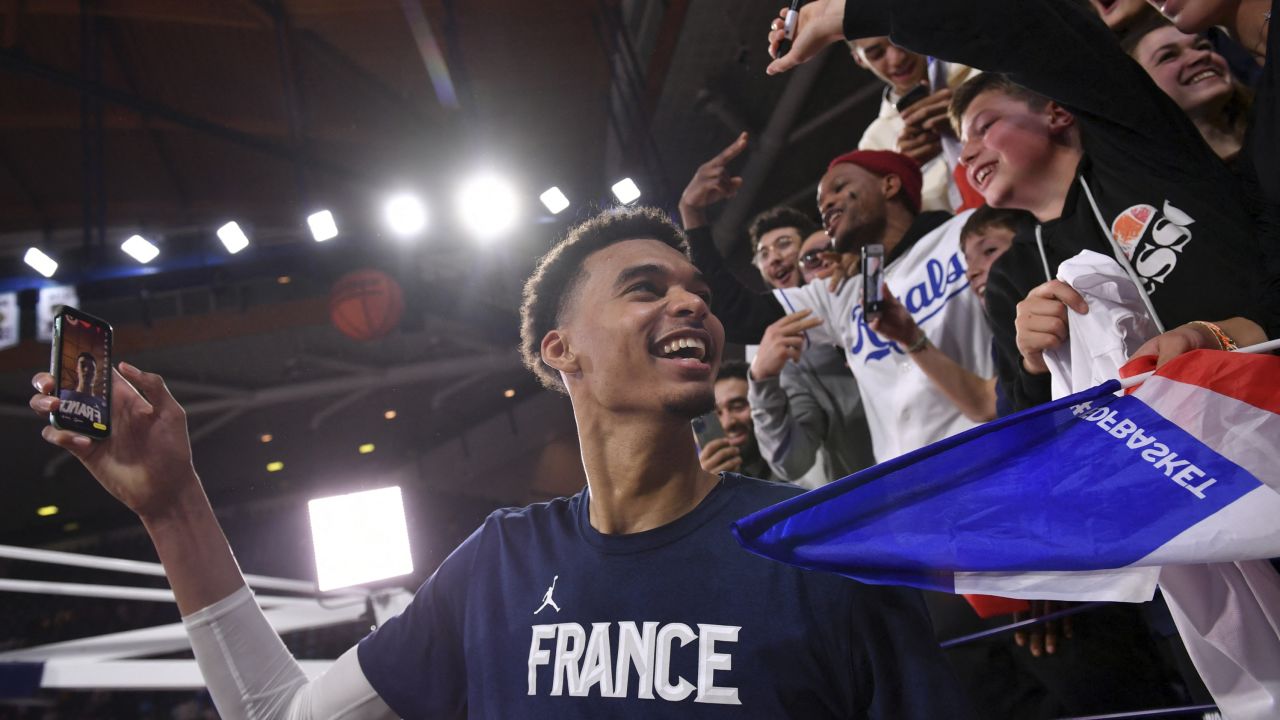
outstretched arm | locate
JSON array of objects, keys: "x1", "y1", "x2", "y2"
[
  {"x1": 32, "y1": 364, "x2": 242, "y2": 615},
  {"x1": 30, "y1": 365, "x2": 396, "y2": 719}
]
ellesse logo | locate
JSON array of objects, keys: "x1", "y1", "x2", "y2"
[{"x1": 1109, "y1": 201, "x2": 1194, "y2": 293}]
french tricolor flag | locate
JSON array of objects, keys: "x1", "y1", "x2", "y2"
[{"x1": 732, "y1": 348, "x2": 1280, "y2": 603}]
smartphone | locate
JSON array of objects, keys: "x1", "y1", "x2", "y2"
[
  {"x1": 691, "y1": 412, "x2": 726, "y2": 452},
  {"x1": 861, "y1": 244, "x2": 885, "y2": 317},
  {"x1": 49, "y1": 307, "x2": 113, "y2": 439},
  {"x1": 895, "y1": 85, "x2": 930, "y2": 113}
]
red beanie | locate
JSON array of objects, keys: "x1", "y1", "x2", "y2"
[{"x1": 826, "y1": 150, "x2": 923, "y2": 214}]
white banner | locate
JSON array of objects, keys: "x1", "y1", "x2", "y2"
[
  {"x1": 0, "y1": 292, "x2": 18, "y2": 351},
  {"x1": 36, "y1": 285, "x2": 79, "y2": 343}
]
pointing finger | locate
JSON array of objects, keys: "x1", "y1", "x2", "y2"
[
  {"x1": 797, "y1": 315, "x2": 823, "y2": 330},
  {"x1": 715, "y1": 132, "x2": 749, "y2": 163}
]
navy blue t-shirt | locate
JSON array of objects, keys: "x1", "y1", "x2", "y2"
[{"x1": 357, "y1": 474, "x2": 967, "y2": 719}]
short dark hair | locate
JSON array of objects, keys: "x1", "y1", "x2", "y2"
[
  {"x1": 747, "y1": 206, "x2": 819, "y2": 255},
  {"x1": 519, "y1": 206, "x2": 689, "y2": 393},
  {"x1": 959, "y1": 206, "x2": 1037, "y2": 251},
  {"x1": 716, "y1": 359, "x2": 750, "y2": 383},
  {"x1": 948, "y1": 73, "x2": 1051, "y2": 136},
  {"x1": 77, "y1": 351, "x2": 96, "y2": 365}
]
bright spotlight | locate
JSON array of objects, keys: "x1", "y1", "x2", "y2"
[
  {"x1": 308, "y1": 486, "x2": 413, "y2": 591},
  {"x1": 24, "y1": 248, "x2": 57, "y2": 278},
  {"x1": 121, "y1": 235, "x2": 160, "y2": 264},
  {"x1": 308, "y1": 210, "x2": 338, "y2": 242},
  {"x1": 539, "y1": 186, "x2": 570, "y2": 215},
  {"x1": 384, "y1": 193, "x2": 428, "y2": 237},
  {"x1": 457, "y1": 174, "x2": 519, "y2": 240},
  {"x1": 217, "y1": 221, "x2": 250, "y2": 254},
  {"x1": 611, "y1": 178, "x2": 641, "y2": 204}
]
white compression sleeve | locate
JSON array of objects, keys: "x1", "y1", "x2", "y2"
[{"x1": 182, "y1": 586, "x2": 396, "y2": 720}]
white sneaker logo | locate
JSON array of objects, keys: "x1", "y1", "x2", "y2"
[{"x1": 534, "y1": 575, "x2": 561, "y2": 614}]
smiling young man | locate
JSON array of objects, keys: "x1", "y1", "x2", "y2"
[
  {"x1": 698, "y1": 360, "x2": 773, "y2": 479},
  {"x1": 31, "y1": 207, "x2": 966, "y2": 719},
  {"x1": 748, "y1": 206, "x2": 816, "y2": 291}
]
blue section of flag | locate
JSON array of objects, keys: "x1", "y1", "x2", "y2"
[{"x1": 732, "y1": 380, "x2": 1262, "y2": 593}]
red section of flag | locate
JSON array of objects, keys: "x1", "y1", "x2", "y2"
[
  {"x1": 1120, "y1": 349, "x2": 1280, "y2": 413},
  {"x1": 963, "y1": 593, "x2": 1030, "y2": 619}
]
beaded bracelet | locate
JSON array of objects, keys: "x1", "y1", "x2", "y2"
[
  {"x1": 907, "y1": 329, "x2": 929, "y2": 354},
  {"x1": 1189, "y1": 321, "x2": 1238, "y2": 351}
]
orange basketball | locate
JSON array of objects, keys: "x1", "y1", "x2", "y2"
[{"x1": 329, "y1": 269, "x2": 404, "y2": 341}]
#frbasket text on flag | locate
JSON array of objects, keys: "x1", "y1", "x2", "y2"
[{"x1": 731, "y1": 349, "x2": 1280, "y2": 603}]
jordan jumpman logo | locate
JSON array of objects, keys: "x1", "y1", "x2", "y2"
[{"x1": 534, "y1": 575, "x2": 561, "y2": 614}]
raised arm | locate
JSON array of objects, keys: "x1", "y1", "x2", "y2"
[
  {"x1": 32, "y1": 364, "x2": 242, "y2": 615},
  {"x1": 679, "y1": 134, "x2": 787, "y2": 343},
  {"x1": 748, "y1": 310, "x2": 832, "y2": 481},
  {"x1": 30, "y1": 365, "x2": 395, "y2": 719}
]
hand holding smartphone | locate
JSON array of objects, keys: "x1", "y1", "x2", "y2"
[
  {"x1": 691, "y1": 412, "x2": 726, "y2": 452},
  {"x1": 861, "y1": 244, "x2": 885, "y2": 318},
  {"x1": 895, "y1": 85, "x2": 930, "y2": 113},
  {"x1": 49, "y1": 307, "x2": 113, "y2": 439}
]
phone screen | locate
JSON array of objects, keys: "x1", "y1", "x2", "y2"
[
  {"x1": 691, "y1": 412, "x2": 726, "y2": 452},
  {"x1": 51, "y1": 307, "x2": 112, "y2": 439},
  {"x1": 895, "y1": 85, "x2": 930, "y2": 113},
  {"x1": 861, "y1": 244, "x2": 885, "y2": 316}
]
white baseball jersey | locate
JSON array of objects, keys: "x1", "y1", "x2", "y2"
[{"x1": 773, "y1": 210, "x2": 994, "y2": 461}]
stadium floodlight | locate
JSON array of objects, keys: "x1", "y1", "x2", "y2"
[
  {"x1": 308, "y1": 486, "x2": 413, "y2": 592},
  {"x1": 121, "y1": 235, "x2": 160, "y2": 264},
  {"x1": 24, "y1": 248, "x2": 57, "y2": 278},
  {"x1": 539, "y1": 186, "x2": 570, "y2": 215},
  {"x1": 611, "y1": 178, "x2": 641, "y2": 204},
  {"x1": 307, "y1": 210, "x2": 339, "y2": 242},
  {"x1": 384, "y1": 193, "x2": 428, "y2": 237},
  {"x1": 217, "y1": 221, "x2": 250, "y2": 254},
  {"x1": 457, "y1": 173, "x2": 520, "y2": 241}
]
